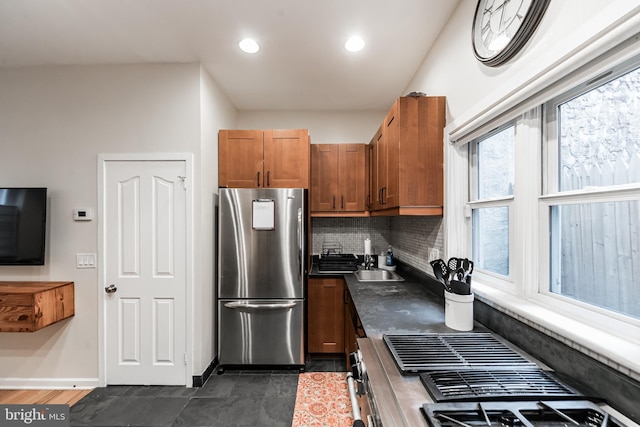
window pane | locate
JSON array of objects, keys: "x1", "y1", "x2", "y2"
[
  {"x1": 472, "y1": 207, "x2": 509, "y2": 276},
  {"x1": 558, "y1": 66, "x2": 640, "y2": 191},
  {"x1": 550, "y1": 201, "x2": 640, "y2": 319},
  {"x1": 477, "y1": 126, "x2": 515, "y2": 199}
]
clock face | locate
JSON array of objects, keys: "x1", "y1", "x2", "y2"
[{"x1": 472, "y1": 0, "x2": 550, "y2": 67}]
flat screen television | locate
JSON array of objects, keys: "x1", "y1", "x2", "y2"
[{"x1": 0, "y1": 188, "x2": 47, "y2": 265}]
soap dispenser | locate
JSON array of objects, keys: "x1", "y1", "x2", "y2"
[{"x1": 386, "y1": 246, "x2": 394, "y2": 266}]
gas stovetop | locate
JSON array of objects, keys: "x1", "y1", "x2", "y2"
[
  {"x1": 422, "y1": 400, "x2": 624, "y2": 427},
  {"x1": 383, "y1": 333, "x2": 538, "y2": 374}
]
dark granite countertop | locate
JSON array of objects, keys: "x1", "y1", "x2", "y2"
[
  {"x1": 310, "y1": 261, "x2": 474, "y2": 338},
  {"x1": 309, "y1": 262, "x2": 640, "y2": 427}
]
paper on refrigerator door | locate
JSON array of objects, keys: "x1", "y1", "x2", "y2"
[{"x1": 252, "y1": 199, "x2": 275, "y2": 230}]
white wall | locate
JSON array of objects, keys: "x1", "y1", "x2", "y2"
[
  {"x1": 194, "y1": 67, "x2": 237, "y2": 375},
  {"x1": 238, "y1": 110, "x2": 385, "y2": 143},
  {"x1": 405, "y1": 0, "x2": 640, "y2": 128},
  {"x1": 0, "y1": 63, "x2": 237, "y2": 387}
]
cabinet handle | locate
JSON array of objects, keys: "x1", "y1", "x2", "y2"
[
  {"x1": 366, "y1": 194, "x2": 371, "y2": 210},
  {"x1": 341, "y1": 195, "x2": 344, "y2": 209},
  {"x1": 382, "y1": 187, "x2": 387, "y2": 205},
  {"x1": 257, "y1": 171, "x2": 261, "y2": 187},
  {"x1": 267, "y1": 171, "x2": 270, "y2": 187},
  {"x1": 378, "y1": 188, "x2": 383, "y2": 205},
  {"x1": 333, "y1": 195, "x2": 336, "y2": 210}
]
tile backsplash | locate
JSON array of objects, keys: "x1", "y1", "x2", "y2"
[
  {"x1": 311, "y1": 215, "x2": 444, "y2": 274},
  {"x1": 311, "y1": 217, "x2": 391, "y2": 256}
]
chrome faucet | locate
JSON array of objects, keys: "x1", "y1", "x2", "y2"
[{"x1": 364, "y1": 254, "x2": 374, "y2": 270}]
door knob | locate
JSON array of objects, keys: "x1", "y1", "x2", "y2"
[{"x1": 105, "y1": 284, "x2": 117, "y2": 294}]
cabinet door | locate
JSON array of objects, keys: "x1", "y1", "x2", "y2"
[
  {"x1": 382, "y1": 102, "x2": 399, "y2": 208},
  {"x1": 311, "y1": 144, "x2": 339, "y2": 211},
  {"x1": 263, "y1": 129, "x2": 310, "y2": 188},
  {"x1": 338, "y1": 144, "x2": 366, "y2": 211},
  {"x1": 371, "y1": 127, "x2": 384, "y2": 210},
  {"x1": 344, "y1": 289, "x2": 357, "y2": 366},
  {"x1": 308, "y1": 278, "x2": 345, "y2": 353},
  {"x1": 219, "y1": 130, "x2": 264, "y2": 188},
  {"x1": 398, "y1": 96, "x2": 446, "y2": 208}
]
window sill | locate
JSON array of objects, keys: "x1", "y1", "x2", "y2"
[{"x1": 472, "y1": 282, "x2": 640, "y2": 382}]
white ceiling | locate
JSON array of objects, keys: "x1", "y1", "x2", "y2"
[{"x1": 0, "y1": 0, "x2": 461, "y2": 111}]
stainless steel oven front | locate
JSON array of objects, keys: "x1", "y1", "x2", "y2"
[{"x1": 347, "y1": 348, "x2": 380, "y2": 427}]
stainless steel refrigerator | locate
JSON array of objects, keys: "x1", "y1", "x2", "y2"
[{"x1": 217, "y1": 188, "x2": 306, "y2": 367}]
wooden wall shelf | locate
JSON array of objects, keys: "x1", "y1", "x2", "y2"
[{"x1": 0, "y1": 281, "x2": 75, "y2": 332}]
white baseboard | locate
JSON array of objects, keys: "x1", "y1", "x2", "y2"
[{"x1": 0, "y1": 378, "x2": 99, "y2": 389}]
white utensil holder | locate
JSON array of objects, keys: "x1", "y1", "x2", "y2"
[{"x1": 444, "y1": 291, "x2": 474, "y2": 331}]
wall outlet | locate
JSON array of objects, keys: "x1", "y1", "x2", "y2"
[{"x1": 428, "y1": 248, "x2": 439, "y2": 262}]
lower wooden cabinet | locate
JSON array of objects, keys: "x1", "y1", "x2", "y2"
[{"x1": 307, "y1": 277, "x2": 345, "y2": 353}]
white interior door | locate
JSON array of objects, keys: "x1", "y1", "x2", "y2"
[{"x1": 104, "y1": 160, "x2": 187, "y2": 385}]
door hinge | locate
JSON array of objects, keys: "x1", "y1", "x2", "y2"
[
  {"x1": 178, "y1": 175, "x2": 187, "y2": 190},
  {"x1": 184, "y1": 353, "x2": 188, "y2": 365}
]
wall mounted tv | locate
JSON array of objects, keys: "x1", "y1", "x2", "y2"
[{"x1": 0, "y1": 188, "x2": 47, "y2": 265}]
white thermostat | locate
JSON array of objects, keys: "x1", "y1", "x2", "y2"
[{"x1": 73, "y1": 208, "x2": 93, "y2": 221}]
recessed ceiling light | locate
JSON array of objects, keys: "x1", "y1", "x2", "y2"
[
  {"x1": 344, "y1": 36, "x2": 365, "y2": 52},
  {"x1": 239, "y1": 38, "x2": 260, "y2": 54}
]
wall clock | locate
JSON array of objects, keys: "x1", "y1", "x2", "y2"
[{"x1": 472, "y1": 0, "x2": 551, "y2": 67}]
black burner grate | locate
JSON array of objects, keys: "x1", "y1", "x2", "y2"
[
  {"x1": 420, "y1": 369, "x2": 583, "y2": 402},
  {"x1": 383, "y1": 333, "x2": 537, "y2": 374},
  {"x1": 422, "y1": 400, "x2": 623, "y2": 427}
]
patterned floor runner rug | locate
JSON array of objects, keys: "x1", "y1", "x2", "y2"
[{"x1": 291, "y1": 372, "x2": 354, "y2": 427}]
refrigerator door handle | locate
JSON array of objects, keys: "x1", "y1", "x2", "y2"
[
  {"x1": 224, "y1": 302, "x2": 297, "y2": 310},
  {"x1": 298, "y1": 207, "x2": 304, "y2": 279}
]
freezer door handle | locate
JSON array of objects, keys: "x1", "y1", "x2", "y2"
[{"x1": 224, "y1": 302, "x2": 297, "y2": 310}]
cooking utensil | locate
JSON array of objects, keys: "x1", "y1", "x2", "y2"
[
  {"x1": 462, "y1": 258, "x2": 473, "y2": 278},
  {"x1": 461, "y1": 258, "x2": 469, "y2": 275},
  {"x1": 430, "y1": 259, "x2": 450, "y2": 292},
  {"x1": 447, "y1": 257, "x2": 460, "y2": 275}
]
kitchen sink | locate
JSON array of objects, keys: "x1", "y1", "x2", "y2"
[{"x1": 354, "y1": 269, "x2": 404, "y2": 282}]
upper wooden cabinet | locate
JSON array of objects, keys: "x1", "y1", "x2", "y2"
[
  {"x1": 370, "y1": 96, "x2": 446, "y2": 216},
  {"x1": 311, "y1": 144, "x2": 367, "y2": 215},
  {"x1": 219, "y1": 129, "x2": 310, "y2": 188}
]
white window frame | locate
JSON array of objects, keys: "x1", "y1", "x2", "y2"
[
  {"x1": 467, "y1": 111, "x2": 542, "y2": 296},
  {"x1": 448, "y1": 28, "x2": 640, "y2": 376},
  {"x1": 537, "y1": 189, "x2": 640, "y2": 340},
  {"x1": 532, "y1": 54, "x2": 640, "y2": 339},
  {"x1": 468, "y1": 122, "x2": 516, "y2": 290}
]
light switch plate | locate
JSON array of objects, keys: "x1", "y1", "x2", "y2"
[{"x1": 76, "y1": 253, "x2": 96, "y2": 269}]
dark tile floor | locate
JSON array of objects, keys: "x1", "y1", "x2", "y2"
[{"x1": 70, "y1": 356, "x2": 345, "y2": 427}]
